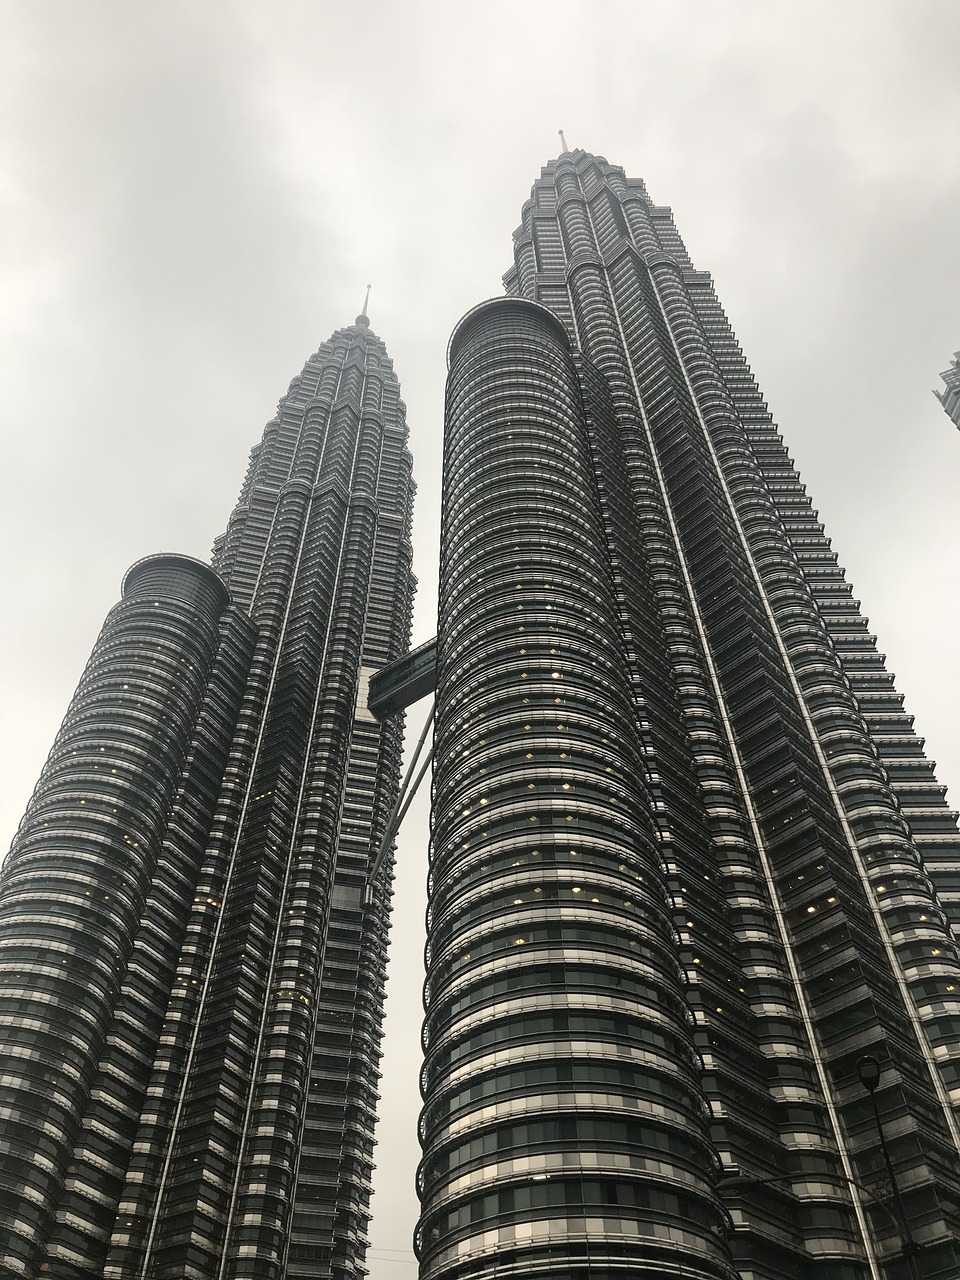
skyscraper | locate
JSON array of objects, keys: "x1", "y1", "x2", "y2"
[
  {"x1": 0, "y1": 312, "x2": 415, "y2": 1279},
  {"x1": 419, "y1": 151, "x2": 960, "y2": 1280},
  {"x1": 935, "y1": 351, "x2": 960, "y2": 430}
]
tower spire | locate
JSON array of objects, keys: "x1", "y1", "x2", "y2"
[
  {"x1": 558, "y1": 128, "x2": 569, "y2": 153},
  {"x1": 356, "y1": 284, "x2": 372, "y2": 328}
]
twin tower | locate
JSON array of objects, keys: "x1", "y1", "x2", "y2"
[{"x1": 2, "y1": 150, "x2": 960, "y2": 1280}]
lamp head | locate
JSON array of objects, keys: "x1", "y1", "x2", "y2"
[{"x1": 857, "y1": 1055, "x2": 882, "y2": 1093}]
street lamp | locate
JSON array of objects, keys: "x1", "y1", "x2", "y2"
[
  {"x1": 856, "y1": 1055, "x2": 922, "y2": 1280},
  {"x1": 858, "y1": 1056, "x2": 882, "y2": 1093}
]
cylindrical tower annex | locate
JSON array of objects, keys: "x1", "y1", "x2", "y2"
[
  {"x1": 0, "y1": 555, "x2": 231, "y2": 1277},
  {"x1": 418, "y1": 298, "x2": 736, "y2": 1280}
]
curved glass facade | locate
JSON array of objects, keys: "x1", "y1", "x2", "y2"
[{"x1": 421, "y1": 299, "x2": 734, "y2": 1280}]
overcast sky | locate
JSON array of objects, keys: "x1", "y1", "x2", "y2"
[{"x1": 1, "y1": 2, "x2": 958, "y2": 1275}]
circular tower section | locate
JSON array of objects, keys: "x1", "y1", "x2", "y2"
[
  {"x1": 419, "y1": 299, "x2": 733, "y2": 1280},
  {"x1": 0, "y1": 554, "x2": 230, "y2": 1275}
]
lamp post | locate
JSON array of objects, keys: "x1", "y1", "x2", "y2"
[{"x1": 856, "y1": 1055, "x2": 922, "y2": 1280}]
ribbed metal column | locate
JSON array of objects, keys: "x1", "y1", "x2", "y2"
[{"x1": 419, "y1": 298, "x2": 734, "y2": 1280}]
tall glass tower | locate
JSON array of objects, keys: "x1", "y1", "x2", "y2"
[
  {"x1": 419, "y1": 151, "x2": 960, "y2": 1280},
  {"x1": 0, "y1": 312, "x2": 415, "y2": 1280}
]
